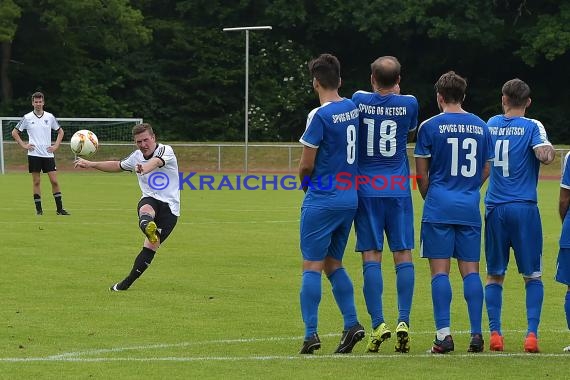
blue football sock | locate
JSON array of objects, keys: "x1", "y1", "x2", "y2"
[
  {"x1": 395, "y1": 262, "x2": 414, "y2": 326},
  {"x1": 565, "y1": 291, "x2": 570, "y2": 330},
  {"x1": 526, "y1": 279, "x2": 544, "y2": 336},
  {"x1": 300, "y1": 270, "x2": 322, "y2": 339},
  {"x1": 463, "y1": 272, "x2": 483, "y2": 335},
  {"x1": 431, "y1": 273, "x2": 452, "y2": 330},
  {"x1": 485, "y1": 283, "x2": 503, "y2": 334},
  {"x1": 328, "y1": 267, "x2": 358, "y2": 330},
  {"x1": 362, "y1": 261, "x2": 383, "y2": 328}
]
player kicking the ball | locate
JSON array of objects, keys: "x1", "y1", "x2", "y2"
[{"x1": 74, "y1": 123, "x2": 180, "y2": 291}]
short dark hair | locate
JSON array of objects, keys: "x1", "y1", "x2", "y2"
[
  {"x1": 308, "y1": 53, "x2": 341, "y2": 90},
  {"x1": 371, "y1": 56, "x2": 400, "y2": 87},
  {"x1": 132, "y1": 123, "x2": 154, "y2": 137},
  {"x1": 31, "y1": 92, "x2": 44, "y2": 100},
  {"x1": 502, "y1": 78, "x2": 530, "y2": 108},
  {"x1": 434, "y1": 71, "x2": 467, "y2": 104}
]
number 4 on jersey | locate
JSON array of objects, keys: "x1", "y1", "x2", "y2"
[{"x1": 493, "y1": 140, "x2": 509, "y2": 177}]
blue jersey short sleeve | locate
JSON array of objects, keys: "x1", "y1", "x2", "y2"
[{"x1": 300, "y1": 108, "x2": 324, "y2": 148}]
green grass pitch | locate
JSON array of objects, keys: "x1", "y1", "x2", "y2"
[{"x1": 0, "y1": 172, "x2": 568, "y2": 379}]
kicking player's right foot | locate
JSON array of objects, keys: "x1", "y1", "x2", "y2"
[
  {"x1": 144, "y1": 221, "x2": 159, "y2": 243},
  {"x1": 334, "y1": 323, "x2": 365, "y2": 353},
  {"x1": 489, "y1": 331, "x2": 504, "y2": 351},
  {"x1": 429, "y1": 335, "x2": 454, "y2": 354},
  {"x1": 524, "y1": 332, "x2": 539, "y2": 353},
  {"x1": 299, "y1": 333, "x2": 321, "y2": 354},
  {"x1": 366, "y1": 322, "x2": 391, "y2": 352},
  {"x1": 394, "y1": 321, "x2": 410, "y2": 353},
  {"x1": 36, "y1": 210, "x2": 43, "y2": 215},
  {"x1": 110, "y1": 282, "x2": 128, "y2": 292}
]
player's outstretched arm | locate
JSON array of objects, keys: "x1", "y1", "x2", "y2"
[
  {"x1": 74, "y1": 158, "x2": 121, "y2": 172},
  {"x1": 534, "y1": 145, "x2": 555, "y2": 165}
]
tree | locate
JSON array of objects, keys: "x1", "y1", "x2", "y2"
[
  {"x1": 0, "y1": 0, "x2": 21, "y2": 105},
  {"x1": 4, "y1": 0, "x2": 151, "y2": 116}
]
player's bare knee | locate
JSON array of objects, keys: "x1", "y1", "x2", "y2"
[
  {"x1": 139, "y1": 205, "x2": 156, "y2": 217},
  {"x1": 362, "y1": 250, "x2": 381, "y2": 263},
  {"x1": 144, "y1": 241, "x2": 160, "y2": 250},
  {"x1": 393, "y1": 250, "x2": 412, "y2": 264}
]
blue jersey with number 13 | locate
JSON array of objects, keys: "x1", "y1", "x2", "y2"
[{"x1": 414, "y1": 112, "x2": 493, "y2": 226}]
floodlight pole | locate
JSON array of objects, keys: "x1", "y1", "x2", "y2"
[{"x1": 223, "y1": 26, "x2": 272, "y2": 174}]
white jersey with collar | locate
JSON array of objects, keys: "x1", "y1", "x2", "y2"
[
  {"x1": 16, "y1": 111, "x2": 61, "y2": 157},
  {"x1": 120, "y1": 143, "x2": 180, "y2": 216}
]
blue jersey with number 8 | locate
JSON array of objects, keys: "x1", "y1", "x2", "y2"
[{"x1": 299, "y1": 99, "x2": 359, "y2": 210}]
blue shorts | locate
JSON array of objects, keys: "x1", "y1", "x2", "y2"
[
  {"x1": 555, "y1": 248, "x2": 570, "y2": 285},
  {"x1": 300, "y1": 207, "x2": 356, "y2": 262},
  {"x1": 419, "y1": 222, "x2": 481, "y2": 261},
  {"x1": 354, "y1": 196, "x2": 414, "y2": 252},
  {"x1": 485, "y1": 203, "x2": 543, "y2": 277}
]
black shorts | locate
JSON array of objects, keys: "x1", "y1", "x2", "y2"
[
  {"x1": 28, "y1": 156, "x2": 56, "y2": 173},
  {"x1": 137, "y1": 197, "x2": 178, "y2": 243}
]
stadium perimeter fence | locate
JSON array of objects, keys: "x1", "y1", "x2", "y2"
[
  {"x1": 1, "y1": 140, "x2": 569, "y2": 175},
  {"x1": 1, "y1": 115, "x2": 569, "y2": 174}
]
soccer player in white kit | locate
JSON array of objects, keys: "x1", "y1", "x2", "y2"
[
  {"x1": 12, "y1": 92, "x2": 70, "y2": 215},
  {"x1": 74, "y1": 123, "x2": 180, "y2": 291}
]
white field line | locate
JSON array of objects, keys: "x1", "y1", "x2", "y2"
[
  {"x1": 1, "y1": 353, "x2": 570, "y2": 363},
  {"x1": 1, "y1": 330, "x2": 568, "y2": 363}
]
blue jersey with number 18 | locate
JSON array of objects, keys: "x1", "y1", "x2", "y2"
[
  {"x1": 299, "y1": 99, "x2": 359, "y2": 210},
  {"x1": 352, "y1": 91, "x2": 418, "y2": 197},
  {"x1": 414, "y1": 112, "x2": 493, "y2": 226}
]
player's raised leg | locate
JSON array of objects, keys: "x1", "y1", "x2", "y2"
[{"x1": 110, "y1": 247, "x2": 156, "y2": 291}]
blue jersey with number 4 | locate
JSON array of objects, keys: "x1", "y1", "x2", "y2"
[
  {"x1": 414, "y1": 112, "x2": 493, "y2": 226},
  {"x1": 299, "y1": 99, "x2": 359, "y2": 210},
  {"x1": 485, "y1": 115, "x2": 552, "y2": 206},
  {"x1": 352, "y1": 91, "x2": 418, "y2": 197}
]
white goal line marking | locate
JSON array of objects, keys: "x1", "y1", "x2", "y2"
[
  {"x1": 1, "y1": 352, "x2": 569, "y2": 363},
  {"x1": 0, "y1": 330, "x2": 566, "y2": 363}
]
